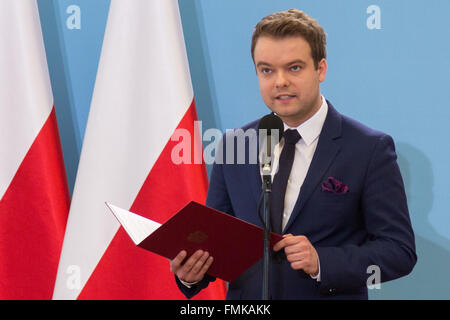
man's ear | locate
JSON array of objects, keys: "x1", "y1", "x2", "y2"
[{"x1": 317, "y1": 58, "x2": 327, "y2": 83}]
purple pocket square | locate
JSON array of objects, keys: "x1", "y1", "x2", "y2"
[{"x1": 321, "y1": 177, "x2": 349, "y2": 194}]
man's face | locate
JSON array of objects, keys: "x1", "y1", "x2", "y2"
[{"x1": 253, "y1": 36, "x2": 327, "y2": 127}]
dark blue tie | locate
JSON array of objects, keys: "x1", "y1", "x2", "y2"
[{"x1": 270, "y1": 129, "x2": 301, "y2": 234}]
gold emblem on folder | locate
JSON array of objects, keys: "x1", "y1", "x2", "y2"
[{"x1": 187, "y1": 230, "x2": 208, "y2": 244}]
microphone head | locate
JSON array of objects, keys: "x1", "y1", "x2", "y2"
[
  {"x1": 258, "y1": 113, "x2": 284, "y2": 142},
  {"x1": 258, "y1": 113, "x2": 284, "y2": 173}
]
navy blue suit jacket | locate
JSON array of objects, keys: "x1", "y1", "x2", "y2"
[{"x1": 176, "y1": 101, "x2": 416, "y2": 299}]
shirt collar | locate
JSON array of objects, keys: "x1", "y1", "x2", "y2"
[{"x1": 283, "y1": 96, "x2": 328, "y2": 146}]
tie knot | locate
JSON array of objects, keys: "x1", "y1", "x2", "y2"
[{"x1": 284, "y1": 129, "x2": 301, "y2": 145}]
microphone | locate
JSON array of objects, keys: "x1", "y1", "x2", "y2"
[{"x1": 258, "y1": 113, "x2": 284, "y2": 183}]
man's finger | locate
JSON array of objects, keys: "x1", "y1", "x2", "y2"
[
  {"x1": 190, "y1": 251, "x2": 210, "y2": 274},
  {"x1": 170, "y1": 250, "x2": 187, "y2": 272},
  {"x1": 199, "y1": 256, "x2": 214, "y2": 275},
  {"x1": 284, "y1": 242, "x2": 309, "y2": 255},
  {"x1": 290, "y1": 260, "x2": 306, "y2": 270},
  {"x1": 273, "y1": 238, "x2": 287, "y2": 251},
  {"x1": 273, "y1": 235, "x2": 299, "y2": 251},
  {"x1": 182, "y1": 250, "x2": 205, "y2": 274},
  {"x1": 285, "y1": 252, "x2": 305, "y2": 263}
]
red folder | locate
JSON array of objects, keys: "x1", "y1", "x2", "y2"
[{"x1": 109, "y1": 201, "x2": 282, "y2": 282}]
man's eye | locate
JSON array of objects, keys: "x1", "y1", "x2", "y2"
[
  {"x1": 261, "y1": 68, "x2": 272, "y2": 74},
  {"x1": 290, "y1": 65, "x2": 301, "y2": 71}
]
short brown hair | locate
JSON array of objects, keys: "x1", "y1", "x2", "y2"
[{"x1": 251, "y1": 9, "x2": 327, "y2": 69}]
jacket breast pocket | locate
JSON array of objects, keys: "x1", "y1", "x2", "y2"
[
  {"x1": 318, "y1": 192, "x2": 358, "y2": 207},
  {"x1": 309, "y1": 192, "x2": 361, "y2": 234}
]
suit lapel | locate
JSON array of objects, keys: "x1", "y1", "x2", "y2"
[{"x1": 283, "y1": 102, "x2": 342, "y2": 233}]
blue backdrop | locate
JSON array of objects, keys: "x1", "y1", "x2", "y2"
[{"x1": 36, "y1": 0, "x2": 450, "y2": 299}]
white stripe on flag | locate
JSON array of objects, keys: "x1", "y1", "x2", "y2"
[{"x1": 0, "y1": 0, "x2": 53, "y2": 200}]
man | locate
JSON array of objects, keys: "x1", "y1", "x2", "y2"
[{"x1": 170, "y1": 8, "x2": 416, "y2": 299}]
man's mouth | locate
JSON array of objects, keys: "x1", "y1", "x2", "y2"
[{"x1": 275, "y1": 94, "x2": 296, "y2": 101}]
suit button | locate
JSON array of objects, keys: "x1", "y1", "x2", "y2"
[{"x1": 328, "y1": 288, "x2": 336, "y2": 294}]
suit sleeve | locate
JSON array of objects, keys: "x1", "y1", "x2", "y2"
[{"x1": 316, "y1": 134, "x2": 417, "y2": 294}]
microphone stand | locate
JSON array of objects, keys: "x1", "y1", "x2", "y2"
[{"x1": 261, "y1": 164, "x2": 272, "y2": 300}]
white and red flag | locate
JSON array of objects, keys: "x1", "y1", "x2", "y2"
[
  {"x1": 0, "y1": 0, "x2": 70, "y2": 299},
  {"x1": 53, "y1": 0, "x2": 226, "y2": 299}
]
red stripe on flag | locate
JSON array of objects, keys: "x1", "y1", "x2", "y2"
[
  {"x1": 0, "y1": 108, "x2": 70, "y2": 299},
  {"x1": 78, "y1": 100, "x2": 226, "y2": 299}
]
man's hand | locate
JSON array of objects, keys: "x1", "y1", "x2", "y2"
[
  {"x1": 273, "y1": 234, "x2": 319, "y2": 276},
  {"x1": 170, "y1": 249, "x2": 213, "y2": 283}
]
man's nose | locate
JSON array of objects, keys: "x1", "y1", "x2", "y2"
[{"x1": 275, "y1": 71, "x2": 289, "y2": 88}]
